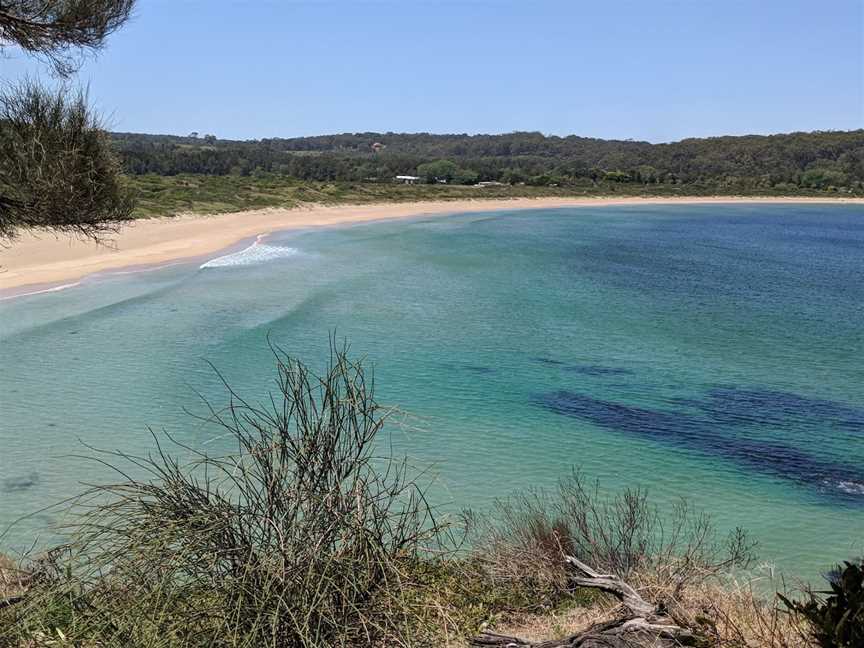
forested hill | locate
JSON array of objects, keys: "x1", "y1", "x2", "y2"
[{"x1": 112, "y1": 129, "x2": 864, "y2": 192}]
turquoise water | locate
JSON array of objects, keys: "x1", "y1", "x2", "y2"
[{"x1": 1, "y1": 204, "x2": 862, "y2": 582}]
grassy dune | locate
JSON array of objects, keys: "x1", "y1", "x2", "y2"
[{"x1": 125, "y1": 174, "x2": 849, "y2": 218}]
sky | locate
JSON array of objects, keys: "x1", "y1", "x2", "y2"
[{"x1": 1, "y1": 0, "x2": 862, "y2": 142}]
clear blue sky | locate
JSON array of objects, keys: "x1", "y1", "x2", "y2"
[{"x1": 2, "y1": 0, "x2": 862, "y2": 142}]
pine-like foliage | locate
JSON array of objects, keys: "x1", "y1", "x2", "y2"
[{"x1": 0, "y1": 82, "x2": 134, "y2": 242}]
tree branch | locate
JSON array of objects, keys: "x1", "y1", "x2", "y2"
[{"x1": 471, "y1": 557, "x2": 697, "y2": 648}]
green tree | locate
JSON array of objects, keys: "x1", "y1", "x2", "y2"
[
  {"x1": 417, "y1": 159, "x2": 458, "y2": 183},
  {"x1": 108, "y1": 129, "x2": 864, "y2": 194},
  {"x1": 801, "y1": 168, "x2": 848, "y2": 190},
  {"x1": 634, "y1": 164, "x2": 658, "y2": 183},
  {"x1": 603, "y1": 170, "x2": 631, "y2": 183},
  {"x1": 526, "y1": 173, "x2": 564, "y2": 186},
  {"x1": 0, "y1": 0, "x2": 136, "y2": 243},
  {"x1": 501, "y1": 168, "x2": 527, "y2": 184},
  {"x1": 453, "y1": 167, "x2": 479, "y2": 185}
]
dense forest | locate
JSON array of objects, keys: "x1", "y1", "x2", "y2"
[{"x1": 112, "y1": 129, "x2": 864, "y2": 193}]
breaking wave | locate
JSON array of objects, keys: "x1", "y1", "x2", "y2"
[{"x1": 200, "y1": 241, "x2": 301, "y2": 269}]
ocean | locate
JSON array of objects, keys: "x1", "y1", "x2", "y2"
[{"x1": 1, "y1": 203, "x2": 862, "y2": 582}]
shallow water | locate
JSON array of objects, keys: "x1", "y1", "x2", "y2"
[{"x1": 1, "y1": 204, "x2": 862, "y2": 582}]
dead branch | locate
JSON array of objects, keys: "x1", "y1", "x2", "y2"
[{"x1": 472, "y1": 555, "x2": 697, "y2": 647}]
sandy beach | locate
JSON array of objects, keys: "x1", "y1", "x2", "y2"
[{"x1": 2, "y1": 196, "x2": 862, "y2": 296}]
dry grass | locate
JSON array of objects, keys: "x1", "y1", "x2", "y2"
[
  {"x1": 474, "y1": 567, "x2": 812, "y2": 648},
  {"x1": 684, "y1": 578, "x2": 810, "y2": 647},
  {"x1": 0, "y1": 554, "x2": 30, "y2": 603},
  {"x1": 464, "y1": 474, "x2": 817, "y2": 648},
  {"x1": 2, "y1": 460, "x2": 816, "y2": 648},
  {"x1": 125, "y1": 174, "x2": 597, "y2": 218},
  {"x1": 467, "y1": 471, "x2": 755, "y2": 607},
  {"x1": 482, "y1": 601, "x2": 613, "y2": 645}
]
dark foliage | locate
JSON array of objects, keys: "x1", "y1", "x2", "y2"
[
  {"x1": 0, "y1": 0, "x2": 135, "y2": 76},
  {"x1": 0, "y1": 82, "x2": 134, "y2": 242},
  {"x1": 0, "y1": 1, "x2": 135, "y2": 243},
  {"x1": 111, "y1": 129, "x2": 864, "y2": 193},
  {"x1": 780, "y1": 560, "x2": 864, "y2": 647}
]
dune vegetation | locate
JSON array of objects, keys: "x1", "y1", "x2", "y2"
[
  {"x1": 125, "y1": 172, "x2": 860, "y2": 219},
  {"x1": 116, "y1": 129, "x2": 864, "y2": 218},
  {"x1": 114, "y1": 130, "x2": 864, "y2": 195}
]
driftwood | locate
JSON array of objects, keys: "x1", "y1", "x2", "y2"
[{"x1": 472, "y1": 556, "x2": 696, "y2": 648}]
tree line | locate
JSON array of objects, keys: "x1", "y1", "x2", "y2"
[
  {"x1": 112, "y1": 129, "x2": 864, "y2": 192},
  {"x1": 2, "y1": 0, "x2": 861, "y2": 248}
]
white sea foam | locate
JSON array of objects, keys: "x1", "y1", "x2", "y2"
[
  {"x1": 0, "y1": 281, "x2": 82, "y2": 301},
  {"x1": 200, "y1": 242, "x2": 301, "y2": 269},
  {"x1": 836, "y1": 480, "x2": 864, "y2": 495}
]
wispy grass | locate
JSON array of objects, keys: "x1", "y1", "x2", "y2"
[{"x1": 2, "y1": 340, "x2": 453, "y2": 647}]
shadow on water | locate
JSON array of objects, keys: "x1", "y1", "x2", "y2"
[
  {"x1": 2, "y1": 472, "x2": 40, "y2": 493},
  {"x1": 439, "y1": 362, "x2": 497, "y2": 375},
  {"x1": 533, "y1": 357, "x2": 567, "y2": 366},
  {"x1": 700, "y1": 387, "x2": 864, "y2": 434},
  {"x1": 532, "y1": 357, "x2": 635, "y2": 377},
  {"x1": 535, "y1": 387, "x2": 864, "y2": 504},
  {"x1": 463, "y1": 365, "x2": 496, "y2": 375},
  {"x1": 564, "y1": 365, "x2": 635, "y2": 377}
]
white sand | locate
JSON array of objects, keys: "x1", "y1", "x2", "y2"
[{"x1": 2, "y1": 196, "x2": 861, "y2": 295}]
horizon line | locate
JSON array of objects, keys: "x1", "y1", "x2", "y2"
[{"x1": 110, "y1": 126, "x2": 864, "y2": 147}]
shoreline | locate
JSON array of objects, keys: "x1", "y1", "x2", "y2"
[{"x1": 2, "y1": 195, "x2": 863, "y2": 297}]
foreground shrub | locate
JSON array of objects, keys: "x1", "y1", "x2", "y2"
[
  {"x1": 780, "y1": 560, "x2": 864, "y2": 648},
  {"x1": 2, "y1": 343, "x2": 448, "y2": 647},
  {"x1": 2, "y1": 342, "x2": 827, "y2": 648},
  {"x1": 467, "y1": 480, "x2": 814, "y2": 648},
  {"x1": 468, "y1": 470, "x2": 755, "y2": 606}
]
